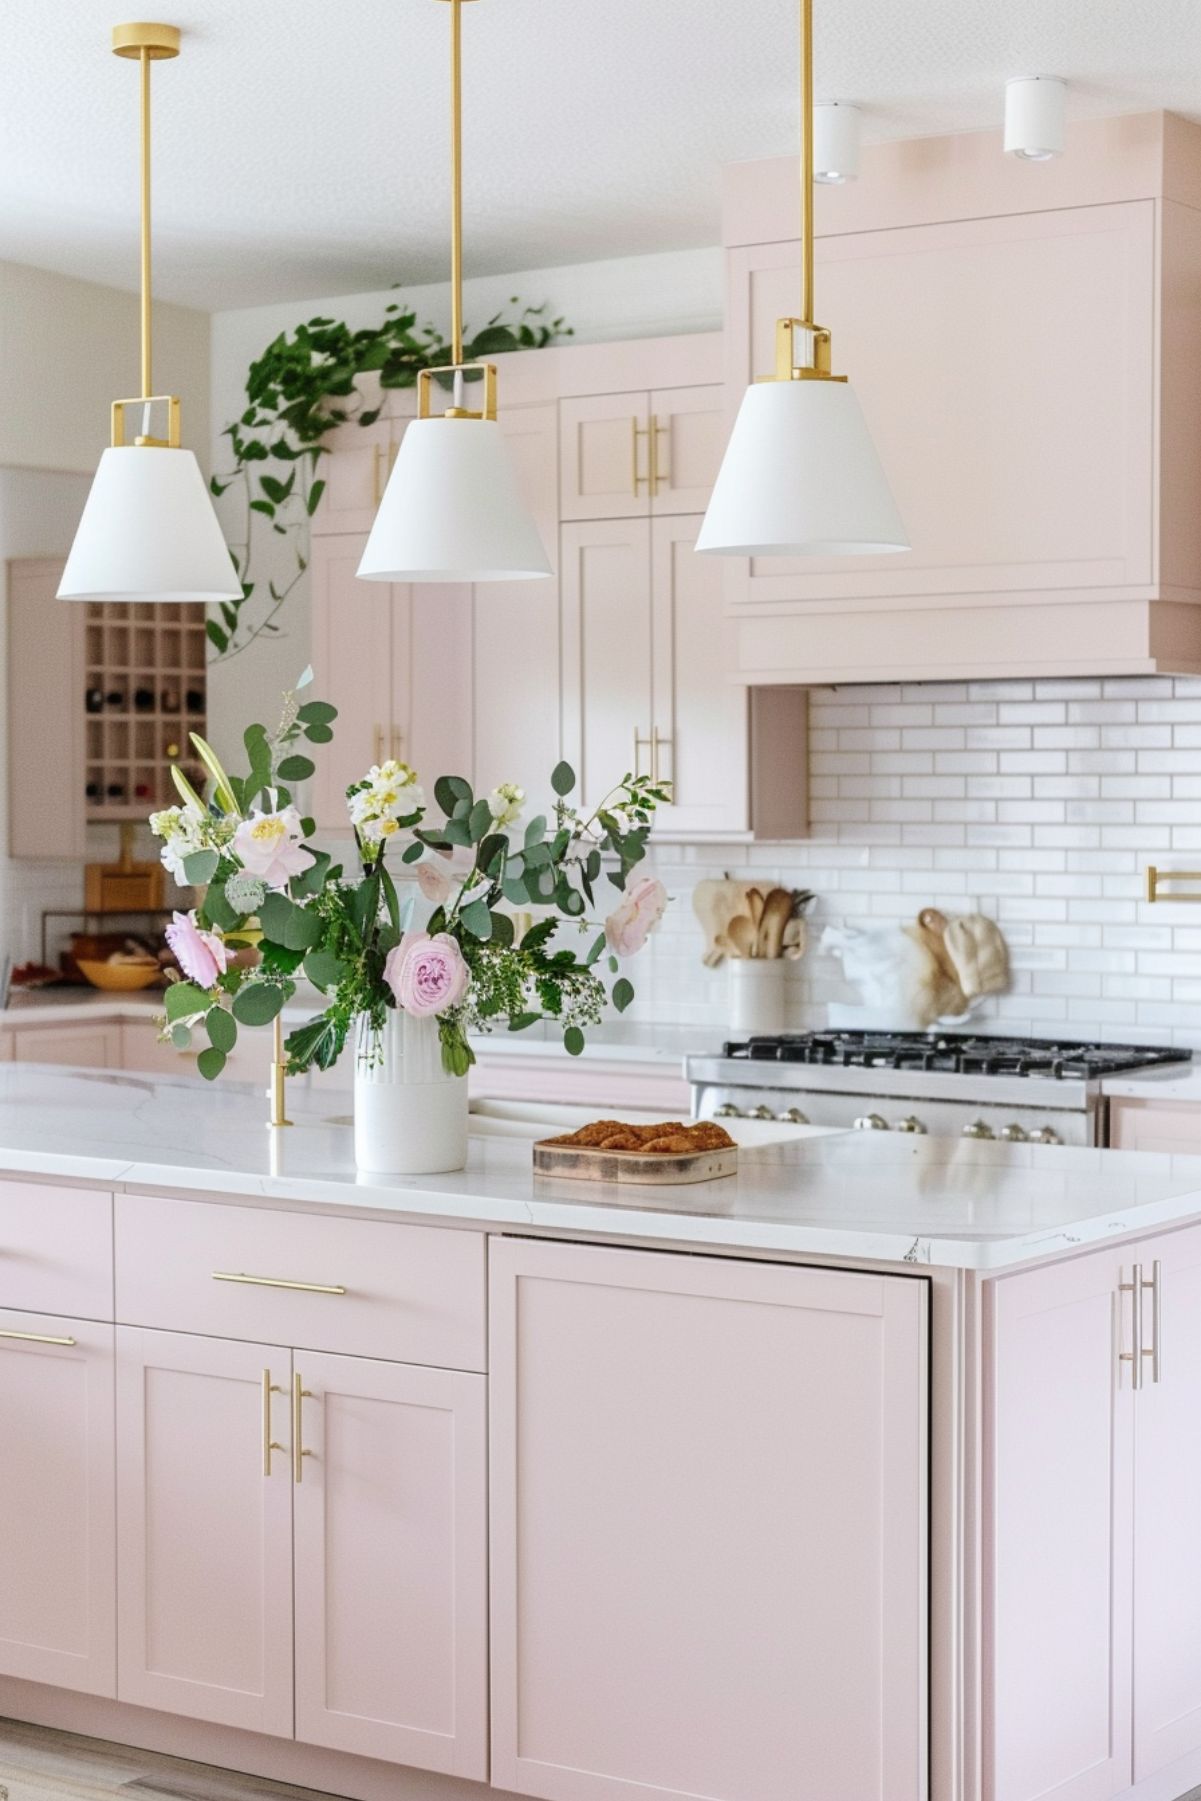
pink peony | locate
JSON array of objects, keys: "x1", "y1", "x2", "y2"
[
  {"x1": 165, "y1": 910, "x2": 229, "y2": 989},
  {"x1": 231, "y1": 805, "x2": 315, "y2": 891},
  {"x1": 604, "y1": 875, "x2": 668, "y2": 957},
  {"x1": 384, "y1": 931, "x2": 470, "y2": 1017}
]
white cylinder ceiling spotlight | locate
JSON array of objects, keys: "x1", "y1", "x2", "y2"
[
  {"x1": 813, "y1": 102, "x2": 861, "y2": 183},
  {"x1": 1004, "y1": 75, "x2": 1066, "y2": 161}
]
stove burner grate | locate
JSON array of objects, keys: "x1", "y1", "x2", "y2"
[{"x1": 723, "y1": 1031, "x2": 1190, "y2": 1081}]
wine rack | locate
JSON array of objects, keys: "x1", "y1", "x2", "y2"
[{"x1": 83, "y1": 601, "x2": 207, "y2": 821}]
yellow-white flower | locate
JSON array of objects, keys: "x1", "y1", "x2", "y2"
[{"x1": 488, "y1": 782, "x2": 525, "y2": 829}]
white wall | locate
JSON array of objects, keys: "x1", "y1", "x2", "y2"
[
  {"x1": 206, "y1": 246, "x2": 722, "y2": 758},
  {"x1": 0, "y1": 467, "x2": 94, "y2": 964}
]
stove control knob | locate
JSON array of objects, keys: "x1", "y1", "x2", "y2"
[
  {"x1": 748, "y1": 1105, "x2": 776, "y2": 1121},
  {"x1": 853, "y1": 1113, "x2": 890, "y2": 1131},
  {"x1": 894, "y1": 1116, "x2": 927, "y2": 1134},
  {"x1": 999, "y1": 1123, "x2": 1029, "y2": 1142},
  {"x1": 1028, "y1": 1126, "x2": 1061, "y2": 1145},
  {"x1": 780, "y1": 1107, "x2": 810, "y2": 1125},
  {"x1": 713, "y1": 1104, "x2": 743, "y2": 1119},
  {"x1": 963, "y1": 1119, "x2": 996, "y2": 1140}
]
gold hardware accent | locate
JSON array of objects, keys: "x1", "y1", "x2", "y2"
[
  {"x1": 757, "y1": 1, "x2": 846, "y2": 388},
  {"x1": 391, "y1": 726, "x2": 403, "y2": 761},
  {"x1": 418, "y1": 361, "x2": 498, "y2": 424},
  {"x1": 1120, "y1": 1264, "x2": 1146, "y2": 1390},
  {"x1": 1146, "y1": 866, "x2": 1201, "y2": 903},
  {"x1": 374, "y1": 724, "x2": 385, "y2": 765},
  {"x1": 111, "y1": 23, "x2": 183, "y2": 424},
  {"x1": 633, "y1": 726, "x2": 653, "y2": 777},
  {"x1": 292, "y1": 1370, "x2": 313, "y2": 1484},
  {"x1": 0, "y1": 1328, "x2": 76, "y2": 1347},
  {"x1": 268, "y1": 1014, "x2": 292, "y2": 1130},
  {"x1": 372, "y1": 441, "x2": 400, "y2": 505},
  {"x1": 111, "y1": 394, "x2": 180, "y2": 451},
  {"x1": 261, "y1": 1368, "x2": 285, "y2": 1476},
  {"x1": 649, "y1": 415, "x2": 669, "y2": 493},
  {"x1": 632, "y1": 417, "x2": 651, "y2": 496},
  {"x1": 1146, "y1": 1260, "x2": 1162, "y2": 1384},
  {"x1": 212, "y1": 1272, "x2": 346, "y2": 1296}
]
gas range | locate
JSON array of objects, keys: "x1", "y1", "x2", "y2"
[{"x1": 687, "y1": 1032, "x2": 1192, "y2": 1147}]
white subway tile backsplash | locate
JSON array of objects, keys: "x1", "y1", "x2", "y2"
[{"x1": 640, "y1": 676, "x2": 1201, "y2": 1050}]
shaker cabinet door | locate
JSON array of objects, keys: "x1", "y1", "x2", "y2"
[
  {"x1": 560, "y1": 519, "x2": 653, "y2": 815},
  {"x1": 1132, "y1": 1222, "x2": 1201, "y2": 1783},
  {"x1": 489, "y1": 1238, "x2": 928, "y2": 1801},
  {"x1": 651, "y1": 514, "x2": 748, "y2": 834},
  {"x1": 309, "y1": 533, "x2": 397, "y2": 828},
  {"x1": 310, "y1": 416, "x2": 398, "y2": 538},
  {"x1": 115, "y1": 1328, "x2": 295, "y2": 1736},
  {"x1": 987, "y1": 1250, "x2": 1134, "y2": 1801},
  {"x1": 559, "y1": 392, "x2": 651, "y2": 521},
  {"x1": 293, "y1": 1351, "x2": 488, "y2": 1779},
  {"x1": 648, "y1": 385, "x2": 724, "y2": 515},
  {"x1": 0, "y1": 1312, "x2": 115, "y2": 1695}
]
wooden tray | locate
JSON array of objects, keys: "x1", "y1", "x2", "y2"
[{"x1": 533, "y1": 1139, "x2": 738, "y2": 1186}]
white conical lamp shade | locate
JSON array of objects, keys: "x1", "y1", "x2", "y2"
[
  {"x1": 58, "y1": 446, "x2": 241, "y2": 602},
  {"x1": 696, "y1": 377, "x2": 908, "y2": 557},
  {"x1": 357, "y1": 416, "x2": 551, "y2": 583}
]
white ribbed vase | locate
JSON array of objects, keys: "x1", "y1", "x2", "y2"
[{"x1": 354, "y1": 1011, "x2": 468, "y2": 1175}]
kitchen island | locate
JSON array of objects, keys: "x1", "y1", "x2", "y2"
[{"x1": 1, "y1": 1065, "x2": 1199, "y2": 1801}]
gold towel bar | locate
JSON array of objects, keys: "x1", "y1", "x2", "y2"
[{"x1": 1146, "y1": 866, "x2": 1201, "y2": 903}]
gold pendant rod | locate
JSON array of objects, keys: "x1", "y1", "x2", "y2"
[
  {"x1": 799, "y1": 0, "x2": 815, "y2": 329},
  {"x1": 449, "y1": 0, "x2": 464, "y2": 367},
  {"x1": 139, "y1": 45, "x2": 152, "y2": 398}
]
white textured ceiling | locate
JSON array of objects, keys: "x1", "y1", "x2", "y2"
[{"x1": 1, "y1": 0, "x2": 1199, "y2": 311}]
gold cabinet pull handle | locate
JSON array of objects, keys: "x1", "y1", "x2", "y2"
[
  {"x1": 374, "y1": 724, "x2": 385, "y2": 765},
  {"x1": 212, "y1": 1271, "x2": 347, "y2": 1296},
  {"x1": 631, "y1": 416, "x2": 650, "y2": 497},
  {"x1": 0, "y1": 1327, "x2": 76, "y2": 1347},
  {"x1": 292, "y1": 1370, "x2": 313, "y2": 1484},
  {"x1": 1145, "y1": 1259, "x2": 1162, "y2": 1384},
  {"x1": 391, "y1": 725, "x2": 403, "y2": 761},
  {"x1": 633, "y1": 726, "x2": 653, "y2": 778},
  {"x1": 262, "y1": 1368, "x2": 285, "y2": 1477},
  {"x1": 1120, "y1": 1263, "x2": 1145, "y2": 1390},
  {"x1": 372, "y1": 441, "x2": 398, "y2": 506},
  {"x1": 650, "y1": 413, "x2": 668, "y2": 494}
]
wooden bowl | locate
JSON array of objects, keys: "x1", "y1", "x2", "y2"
[{"x1": 76, "y1": 958, "x2": 163, "y2": 993}]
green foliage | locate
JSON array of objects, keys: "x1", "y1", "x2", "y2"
[{"x1": 209, "y1": 300, "x2": 571, "y2": 658}]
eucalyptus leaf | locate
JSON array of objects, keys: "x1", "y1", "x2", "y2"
[
  {"x1": 277, "y1": 754, "x2": 315, "y2": 782},
  {"x1": 232, "y1": 983, "x2": 288, "y2": 1027},
  {"x1": 467, "y1": 798, "x2": 494, "y2": 843},
  {"x1": 182, "y1": 849, "x2": 219, "y2": 886},
  {"x1": 460, "y1": 899, "x2": 493, "y2": 941},
  {"x1": 206, "y1": 1008, "x2": 238, "y2": 1054},
  {"x1": 551, "y1": 761, "x2": 576, "y2": 797},
  {"x1": 612, "y1": 977, "x2": 635, "y2": 1014},
  {"x1": 524, "y1": 814, "x2": 547, "y2": 847},
  {"x1": 563, "y1": 1026, "x2": 585, "y2": 1057},
  {"x1": 164, "y1": 981, "x2": 210, "y2": 1021},
  {"x1": 305, "y1": 949, "x2": 348, "y2": 992},
  {"x1": 197, "y1": 1046, "x2": 226, "y2": 1081}
]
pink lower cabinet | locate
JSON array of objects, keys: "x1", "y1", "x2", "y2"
[
  {"x1": 489, "y1": 1238, "x2": 929, "y2": 1801},
  {"x1": 292, "y1": 1351, "x2": 487, "y2": 1779},
  {"x1": 115, "y1": 1327, "x2": 295, "y2": 1736},
  {"x1": 0, "y1": 1310, "x2": 115, "y2": 1695},
  {"x1": 986, "y1": 1221, "x2": 1201, "y2": 1801}
]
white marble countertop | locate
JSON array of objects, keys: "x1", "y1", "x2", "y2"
[
  {"x1": 3, "y1": 1065, "x2": 1201, "y2": 1272},
  {"x1": 0, "y1": 989, "x2": 703, "y2": 1067}
]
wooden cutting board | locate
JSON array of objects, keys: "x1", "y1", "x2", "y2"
[{"x1": 533, "y1": 1140, "x2": 738, "y2": 1185}]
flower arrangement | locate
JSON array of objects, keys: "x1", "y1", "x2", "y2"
[{"x1": 150, "y1": 674, "x2": 671, "y2": 1081}]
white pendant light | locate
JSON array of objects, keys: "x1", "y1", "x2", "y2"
[
  {"x1": 358, "y1": 0, "x2": 550, "y2": 586},
  {"x1": 1004, "y1": 76, "x2": 1066, "y2": 162},
  {"x1": 814, "y1": 102, "x2": 860, "y2": 184},
  {"x1": 60, "y1": 24, "x2": 239, "y2": 605},
  {"x1": 697, "y1": 0, "x2": 906, "y2": 559}
]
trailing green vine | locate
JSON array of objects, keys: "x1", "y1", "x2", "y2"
[{"x1": 208, "y1": 297, "x2": 572, "y2": 660}]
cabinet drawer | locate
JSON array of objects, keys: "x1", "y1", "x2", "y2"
[
  {"x1": 115, "y1": 1194, "x2": 485, "y2": 1371},
  {"x1": 0, "y1": 1180, "x2": 113, "y2": 1319}
]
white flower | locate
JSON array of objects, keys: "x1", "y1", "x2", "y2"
[
  {"x1": 149, "y1": 803, "x2": 209, "y2": 885},
  {"x1": 488, "y1": 782, "x2": 525, "y2": 830},
  {"x1": 347, "y1": 760, "x2": 425, "y2": 837}
]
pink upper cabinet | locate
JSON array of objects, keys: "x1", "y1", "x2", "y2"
[
  {"x1": 489, "y1": 1237, "x2": 929, "y2": 1801},
  {"x1": 722, "y1": 113, "x2": 1201, "y2": 683}
]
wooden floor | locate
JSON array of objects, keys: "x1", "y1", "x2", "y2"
[
  {"x1": 2, "y1": 1719, "x2": 1201, "y2": 1801},
  {"x1": 0, "y1": 1721, "x2": 338, "y2": 1801}
]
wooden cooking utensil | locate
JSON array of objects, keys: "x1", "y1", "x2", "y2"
[
  {"x1": 727, "y1": 914, "x2": 759, "y2": 959},
  {"x1": 756, "y1": 888, "x2": 794, "y2": 960}
]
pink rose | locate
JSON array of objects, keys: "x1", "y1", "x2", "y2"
[
  {"x1": 384, "y1": 930, "x2": 470, "y2": 1017},
  {"x1": 604, "y1": 875, "x2": 668, "y2": 957},
  {"x1": 165, "y1": 909, "x2": 229, "y2": 989},
  {"x1": 232, "y1": 805, "x2": 315, "y2": 891}
]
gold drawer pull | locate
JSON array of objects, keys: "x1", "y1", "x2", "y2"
[
  {"x1": 292, "y1": 1370, "x2": 313, "y2": 1484},
  {"x1": 212, "y1": 1271, "x2": 347, "y2": 1296},
  {"x1": 262, "y1": 1368, "x2": 285, "y2": 1477},
  {"x1": 0, "y1": 1327, "x2": 76, "y2": 1347}
]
